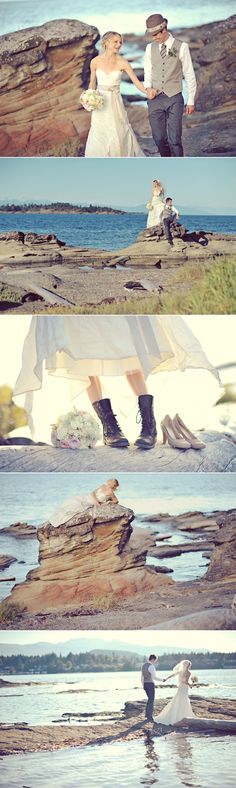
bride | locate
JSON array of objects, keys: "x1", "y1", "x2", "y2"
[
  {"x1": 85, "y1": 31, "x2": 148, "y2": 157},
  {"x1": 49, "y1": 478, "x2": 119, "y2": 528},
  {"x1": 155, "y1": 660, "x2": 195, "y2": 726},
  {"x1": 147, "y1": 179, "x2": 165, "y2": 228}
]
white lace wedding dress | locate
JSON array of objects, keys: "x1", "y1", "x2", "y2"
[
  {"x1": 155, "y1": 680, "x2": 195, "y2": 726},
  {"x1": 85, "y1": 69, "x2": 144, "y2": 157},
  {"x1": 147, "y1": 193, "x2": 165, "y2": 228}
]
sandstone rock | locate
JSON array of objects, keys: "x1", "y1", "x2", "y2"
[
  {"x1": 205, "y1": 511, "x2": 236, "y2": 582},
  {"x1": 0, "y1": 554, "x2": 16, "y2": 570},
  {"x1": 0, "y1": 19, "x2": 99, "y2": 156},
  {"x1": 7, "y1": 504, "x2": 171, "y2": 614},
  {"x1": 0, "y1": 522, "x2": 37, "y2": 538}
]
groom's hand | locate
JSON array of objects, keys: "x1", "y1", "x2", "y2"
[
  {"x1": 185, "y1": 105, "x2": 195, "y2": 115},
  {"x1": 146, "y1": 88, "x2": 157, "y2": 100}
]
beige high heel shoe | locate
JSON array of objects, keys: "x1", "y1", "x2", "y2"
[
  {"x1": 173, "y1": 413, "x2": 206, "y2": 450},
  {"x1": 161, "y1": 415, "x2": 191, "y2": 450}
]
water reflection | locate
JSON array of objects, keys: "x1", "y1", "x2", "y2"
[
  {"x1": 141, "y1": 731, "x2": 160, "y2": 786},
  {"x1": 171, "y1": 733, "x2": 200, "y2": 787}
]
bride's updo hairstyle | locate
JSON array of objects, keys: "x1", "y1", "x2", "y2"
[
  {"x1": 152, "y1": 179, "x2": 164, "y2": 194},
  {"x1": 173, "y1": 660, "x2": 192, "y2": 674},
  {"x1": 101, "y1": 31, "x2": 123, "y2": 50}
]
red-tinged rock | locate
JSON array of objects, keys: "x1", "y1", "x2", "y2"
[{"x1": 0, "y1": 19, "x2": 99, "y2": 156}]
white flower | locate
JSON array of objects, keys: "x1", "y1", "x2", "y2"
[
  {"x1": 79, "y1": 89, "x2": 104, "y2": 112},
  {"x1": 51, "y1": 408, "x2": 102, "y2": 449}
]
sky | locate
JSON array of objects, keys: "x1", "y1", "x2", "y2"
[
  {"x1": 1, "y1": 158, "x2": 236, "y2": 214},
  {"x1": 0, "y1": 630, "x2": 235, "y2": 653}
]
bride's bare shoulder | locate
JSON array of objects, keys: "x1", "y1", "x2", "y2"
[{"x1": 90, "y1": 55, "x2": 101, "y2": 67}]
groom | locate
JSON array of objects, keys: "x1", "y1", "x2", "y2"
[
  {"x1": 144, "y1": 13, "x2": 196, "y2": 156},
  {"x1": 141, "y1": 654, "x2": 158, "y2": 722}
]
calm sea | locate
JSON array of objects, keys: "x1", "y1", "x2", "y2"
[
  {"x1": 0, "y1": 669, "x2": 235, "y2": 786},
  {"x1": 0, "y1": 668, "x2": 235, "y2": 725},
  {"x1": 1, "y1": 735, "x2": 235, "y2": 788},
  {"x1": 0, "y1": 213, "x2": 235, "y2": 251},
  {"x1": 0, "y1": 1, "x2": 235, "y2": 36},
  {"x1": 0, "y1": 473, "x2": 235, "y2": 598}
]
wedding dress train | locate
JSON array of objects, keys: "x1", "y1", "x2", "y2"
[
  {"x1": 155, "y1": 683, "x2": 195, "y2": 726},
  {"x1": 50, "y1": 486, "x2": 111, "y2": 528},
  {"x1": 85, "y1": 69, "x2": 144, "y2": 157}
]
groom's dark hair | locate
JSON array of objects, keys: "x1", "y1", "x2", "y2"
[
  {"x1": 149, "y1": 654, "x2": 157, "y2": 661},
  {"x1": 166, "y1": 197, "x2": 172, "y2": 203}
]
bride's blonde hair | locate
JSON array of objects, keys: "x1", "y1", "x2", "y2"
[
  {"x1": 152, "y1": 179, "x2": 164, "y2": 195},
  {"x1": 101, "y1": 31, "x2": 123, "y2": 50}
]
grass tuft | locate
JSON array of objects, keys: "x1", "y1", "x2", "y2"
[{"x1": 0, "y1": 602, "x2": 24, "y2": 623}]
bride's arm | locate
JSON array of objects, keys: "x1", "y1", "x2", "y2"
[
  {"x1": 121, "y1": 58, "x2": 149, "y2": 96},
  {"x1": 88, "y1": 59, "x2": 98, "y2": 89}
]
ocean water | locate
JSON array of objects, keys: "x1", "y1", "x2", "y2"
[
  {"x1": 0, "y1": 670, "x2": 236, "y2": 786},
  {"x1": 0, "y1": 1, "x2": 235, "y2": 37},
  {"x1": 1, "y1": 735, "x2": 235, "y2": 788},
  {"x1": 0, "y1": 473, "x2": 235, "y2": 599},
  {"x1": 0, "y1": 213, "x2": 235, "y2": 251},
  {"x1": 0, "y1": 669, "x2": 235, "y2": 725}
]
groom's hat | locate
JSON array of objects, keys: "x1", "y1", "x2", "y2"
[{"x1": 146, "y1": 14, "x2": 168, "y2": 34}]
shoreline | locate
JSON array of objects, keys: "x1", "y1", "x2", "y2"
[
  {"x1": 1, "y1": 697, "x2": 236, "y2": 756},
  {"x1": 1, "y1": 509, "x2": 236, "y2": 631},
  {"x1": 0, "y1": 229, "x2": 235, "y2": 314}
]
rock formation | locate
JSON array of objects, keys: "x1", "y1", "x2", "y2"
[
  {"x1": 0, "y1": 19, "x2": 99, "y2": 156},
  {"x1": 7, "y1": 504, "x2": 171, "y2": 614},
  {"x1": 205, "y1": 510, "x2": 236, "y2": 582},
  {"x1": 0, "y1": 554, "x2": 16, "y2": 570},
  {"x1": 0, "y1": 521, "x2": 37, "y2": 538}
]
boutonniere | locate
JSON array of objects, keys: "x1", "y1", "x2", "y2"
[{"x1": 168, "y1": 47, "x2": 178, "y2": 58}]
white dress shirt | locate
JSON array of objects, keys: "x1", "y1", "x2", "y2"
[{"x1": 144, "y1": 33, "x2": 196, "y2": 105}]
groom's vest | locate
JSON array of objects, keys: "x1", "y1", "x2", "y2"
[
  {"x1": 142, "y1": 661, "x2": 154, "y2": 683},
  {"x1": 151, "y1": 39, "x2": 183, "y2": 97}
]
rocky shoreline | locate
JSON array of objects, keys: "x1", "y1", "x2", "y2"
[
  {"x1": 0, "y1": 15, "x2": 235, "y2": 156},
  {"x1": 1, "y1": 508, "x2": 236, "y2": 631},
  {"x1": 0, "y1": 697, "x2": 235, "y2": 756},
  {"x1": 0, "y1": 229, "x2": 235, "y2": 313}
]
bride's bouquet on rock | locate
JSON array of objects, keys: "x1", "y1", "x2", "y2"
[
  {"x1": 51, "y1": 408, "x2": 102, "y2": 449},
  {"x1": 79, "y1": 89, "x2": 104, "y2": 112}
]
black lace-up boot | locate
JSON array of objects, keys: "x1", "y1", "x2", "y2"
[
  {"x1": 134, "y1": 394, "x2": 157, "y2": 450},
  {"x1": 92, "y1": 398, "x2": 129, "y2": 448}
]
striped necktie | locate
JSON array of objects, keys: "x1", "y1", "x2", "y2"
[{"x1": 160, "y1": 43, "x2": 167, "y2": 61}]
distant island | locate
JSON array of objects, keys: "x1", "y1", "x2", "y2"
[
  {"x1": 0, "y1": 202, "x2": 126, "y2": 215},
  {"x1": 0, "y1": 650, "x2": 235, "y2": 674}
]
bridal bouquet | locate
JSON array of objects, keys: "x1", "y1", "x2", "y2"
[
  {"x1": 191, "y1": 675, "x2": 198, "y2": 685},
  {"x1": 79, "y1": 89, "x2": 104, "y2": 112},
  {"x1": 51, "y1": 408, "x2": 102, "y2": 449},
  {"x1": 0, "y1": 385, "x2": 28, "y2": 439},
  {"x1": 146, "y1": 202, "x2": 153, "y2": 211}
]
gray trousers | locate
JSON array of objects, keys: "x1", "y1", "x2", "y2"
[
  {"x1": 144, "y1": 681, "x2": 155, "y2": 720},
  {"x1": 148, "y1": 92, "x2": 184, "y2": 157}
]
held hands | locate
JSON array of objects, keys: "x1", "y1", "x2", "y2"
[
  {"x1": 185, "y1": 104, "x2": 195, "y2": 115},
  {"x1": 146, "y1": 88, "x2": 158, "y2": 100}
]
